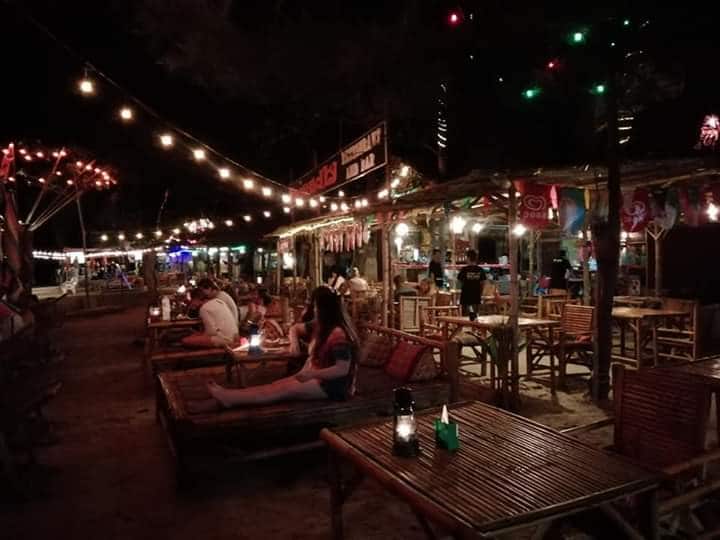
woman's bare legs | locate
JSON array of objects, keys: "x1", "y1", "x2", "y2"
[{"x1": 207, "y1": 376, "x2": 326, "y2": 407}]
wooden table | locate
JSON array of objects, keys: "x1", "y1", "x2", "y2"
[
  {"x1": 437, "y1": 315, "x2": 560, "y2": 404},
  {"x1": 322, "y1": 401, "x2": 659, "y2": 540},
  {"x1": 145, "y1": 317, "x2": 202, "y2": 363},
  {"x1": 666, "y1": 358, "x2": 720, "y2": 442},
  {"x1": 613, "y1": 296, "x2": 661, "y2": 308},
  {"x1": 611, "y1": 307, "x2": 689, "y2": 368}
]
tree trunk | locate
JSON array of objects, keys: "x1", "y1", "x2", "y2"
[{"x1": 591, "y1": 64, "x2": 622, "y2": 402}]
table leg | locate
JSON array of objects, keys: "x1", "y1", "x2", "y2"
[
  {"x1": 548, "y1": 326, "x2": 556, "y2": 395},
  {"x1": 651, "y1": 320, "x2": 659, "y2": 367},
  {"x1": 633, "y1": 321, "x2": 642, "y2": 369},
  {"x1": 328, "y1": 450, "x2": 345, "y2": 540},
  {"x1": 636, "y1": 489, "x2": 659, "y2": 540},
  {"x1": 620, "y1": 320, "x2": 627, "y2": 357}
]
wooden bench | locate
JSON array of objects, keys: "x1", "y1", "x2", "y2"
[
  {"x1": 156, "y1": 325, "x2": 460, "y2": 485},
  {"x1": 564, "y1": 365, "x2": 720, "y2": 538},
  {"x1": 148, "y1": 347, "x2": 228, "y2": 376}
]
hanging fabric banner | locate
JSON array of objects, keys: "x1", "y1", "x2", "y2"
[
  {"x1": 662, "y1": 188, "x2": 680, "y2": 230},
  {"x1": 591, "y1": 190, "x2": 609, "y2": 222},
  {"x1": 649, "y1": 189, "x2": 676, "y2": 230},
  {"x1": 516, "y1": 181, "x2": 552, "y2": 228},
  {"x1": 559, "y1": 187, "x2": 586, "y2": 235},
  {"x1": 679, "y1": 186, "x2": 701, "y2": 226},
  {"x1": 621, "y1": 188, "x2": 651, "y2": 232}
]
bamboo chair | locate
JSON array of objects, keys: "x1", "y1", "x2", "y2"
[
  {"x1": 398, "y1": 296, "x2": 432, "y2": 334},
  {"x1": 657, "y1": 298, "x2": 699, "y2": 363},
  {"x1": 563, "y1": 365, "x2": 720, "y2": 539}
]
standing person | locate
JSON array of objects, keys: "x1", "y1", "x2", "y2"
[
  {"x1": 182, "y1": 288, "x2": 239, "y2": 348},
  {"x1": 428, "y1": 248, "x2": 444, "y2": 288},
  {"x1": 457, "y1": 249, "x2": 487, "y2": 316},
  {"x1": 346, "y1": 267, "x2": 369, "y2": 292},
  {"x1": 551, "y1": 250, "x2": 572, "y2": 290},
  {"x1": 197, "y1": 277, "x2": 239, "y2": 325},
  {"x1": 207, "y1": 286, "x2": 359, "y2": 407}
]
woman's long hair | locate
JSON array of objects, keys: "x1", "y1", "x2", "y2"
[{"x1": 313, "y1": 286, "x2": 359, "y2": 348}]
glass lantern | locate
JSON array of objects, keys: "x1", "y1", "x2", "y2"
[
  {"x1": 393, "y1": 387, "x2": 420, "y2": 457},
  {"x1": 249, "y1": 323, "x2": 261, "y2": 355}
]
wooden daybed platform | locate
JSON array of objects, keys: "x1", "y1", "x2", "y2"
[{"x1": 156, "y1": 326, "x2": 460, "y2": 483}]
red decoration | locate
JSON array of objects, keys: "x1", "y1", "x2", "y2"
[
  {"x1": 621, "y1": 188, "x2": 651, "y2": 232},
  {"x1": 516, "y1": 181, "x2": 552, "y2": 228}
]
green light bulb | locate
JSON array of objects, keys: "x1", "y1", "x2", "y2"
[
  {"x1": 592, "y1": 84, "x2": 606, "y2": 95},
  {"x1": 523, "y1": 87, "x2": 540, "y2": 99},
  {"x1": 623, "y1": 19, "x2": 630, "y2": 26},
  {"x1": 573, "y1": 31, "x2": 585, "y2": 43}
]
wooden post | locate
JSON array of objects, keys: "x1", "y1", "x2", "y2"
[
  {"x1": 582, "y1": 225, "x2": 591, "y2": 306},
  {"x1": 646, "y1": 224, "x2": 665, "y2": 297},
  {"x1": 291, "y1": 234, "x2": 297, "y2": 303},
  {"x1": 528, "y1": 231, "x2": 537, "y2": 297},
  {"x1": 508, "y1": 186, "x2": 520, "y2": 407},
  {"x1": 75, "y1": 196, "x2": 90, "y2": 306},
  {"x1": 381, "y1": 223, "x2": 390, "y2": 327},
  {"x1": 275, "y1": 238, "x2": 282, "y2": 295}
]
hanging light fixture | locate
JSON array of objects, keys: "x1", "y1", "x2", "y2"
[
  {"x1": 396, "y1": 222, "x2": 410, "y2": 237},
  {"x1": 262, "y1": 187, "x2": 273, "y2": 197},
  {"x1": 263, "y1": 210, "x2": 271, "y2": 218},
  {"x1": 218, "y1": 168, "x2": 230, "y2": 179},
  {"x1": 243, "y1": 179, "x2": 255, "y2": 190},
  {"x1": 119, "y1": 107, "x2": 133, "y2": 121},
  {"x1": 450, "y1": 216, "x2": 467, "y2": 234},
  {"x1": 472, "y1": 222, "x2": 485, "y2": 234},
  {"x1": 512, "y1": 224, "x2": 527, "y2": 237},
  {"x1": 281, "y1": 194, "x2": 292, "y2": 204},
  {"x1": 78, "y1": 76, "x2": 95, "y2": 95},
  {"x1": 193, "y1": 149, "x2": 206, "y2": 161},
  {"x1": 159, "y1": 134, "x2": 174, "y2": 147},
  {"x1": 283, "y1": 206, "x2": 291, "y2": 214}
]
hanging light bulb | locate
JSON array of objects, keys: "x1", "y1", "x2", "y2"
[
  {"x1": 263, "y1": 210, "x2": 271, "y2": 218},
  {"x1": 319, "y1": 196, "x2": 326, "y2": 203},
  {"x1": 100, "y1": 234, "x2": 108, "y2": 242},
  {"x1": 281, "y1": 194, "x2": 292, "y2": 204},
  {"x1": 55, "y1": 171, "x2": 62, "y2": 176},
  {"x1": 361, "y1": 198, "x2": 369, "y2": 207},
  {"x1": 118, "y1": 233, "x2": 126, "y2": 241},
  {"x1": 262, "y1": 186, "x2": 273, "y2": 197},
  {"x1": 340, "y1": 202, "x2": 349, "y2": 212},
  {"x1": 450, "y1": 216, "x2": 467, "y2": 234},
  {"x1": 193, "y1": 149, "x2": 206, "y2": 161},
  {"x1": 224, "y1": 219, "x2": 234, "y2": 227},
  {"x1": 396, "y1": 222, "x2": 410, "y2": 237},
  {"x1": 38, "y1": 178, "x2": 46, "y2": 184},
  {"x1": 135, "y1": 232, "x2": 144, "y2": 239},
  {"x1": 154, "y1": 230, "x2": 163, "y2": 237},
  {"x1": 160, "y1": 134, "x2": 174, "y2": 147},
  {"x1": 378, "y1": 189, "x2": 389, "y2": 199},
  {"x1": 512, "y1": 224, "x2": 527, "y2": 237},
  {"x1": 218, "y1": 168, "x2": 230, "y2": 179},
  {"x1": 330, "y1": 202, "x2": 339, "y2": 212},
  {"x1": 78, "y1": 77, "x2": 95, "y2": 95},
  {"x1": 400, "y1": 165, "x2": 410, "y2": 177},
  {"x1": 338, "y1": 190, "x2": 345, "y2": 198},
  {"x1": 243, "y1": 215, "x2": 252, "y2": 222},
  {"x1": 66, "y1": 179, "x2": 74, "y2": 186},
  {"x1": 119, "y1": 107, "x2": 133, "y2": 121},
  {"x1": 283, "y1": 206, "x2": 291, "y2": 214},
  {"x1": 36, "y1": 151, "x2": 44, "y2": 158},
  {"x1": 354, "y1": 200, "x2": 362, "y2": 209},
  {"x1": 472, "y1": 222, "x2": 485, "y2": 234},
  {"x1": 243, "y1": 178, "x2": 255, "y2": 190},
  {"x1": 172, "y1": 228, "x2": 181, "y2": 235},
  {"x1": 309, "y1": 198, "x2": 318, "y2": 208}
]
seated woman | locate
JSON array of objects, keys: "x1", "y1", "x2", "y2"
[{"x1": 208, "y1": 286, "x2": 358, "y2": 407}]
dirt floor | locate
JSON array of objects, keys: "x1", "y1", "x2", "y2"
[{"x1": 0, "y1": 307, "x2": 693, "y2": 539}]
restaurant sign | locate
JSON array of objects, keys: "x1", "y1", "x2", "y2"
[{"x1": 296, "y1": 122, "x2": 387, "y2": 195}]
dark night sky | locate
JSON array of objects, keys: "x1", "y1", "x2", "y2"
[{"x1": 1, "y1": 1, "x2": 718, "y2": 249}]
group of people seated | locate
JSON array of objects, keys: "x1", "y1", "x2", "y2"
[
  {"x1": 326, "y1": 266, "x2": 369, "y2": 295},
  {"x1": 179, "y1": 278, "x2": 273, "y2": 349},
  {"x1": 206, "y1": 285, "x2": 359, "y2": 408}
]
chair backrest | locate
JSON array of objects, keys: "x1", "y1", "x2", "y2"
[
  {"x1": 561, "y1": 304, "x2": 594, "y2": 336},
  {"x1": 661, "y1": 297, "x2": 698, "y2": 329},
  {"x1": 398, "y1": 296, "x2": 430, "y2": 333},
  {"x1": 612, "y1": 364, "x2": 710, "y2": 469},
  {"x1": 519, "y1": 296, "x2": 540, "y2": 318},
  {"x1": 434, "y1": 292, "x2": 452, "y2": 307}
]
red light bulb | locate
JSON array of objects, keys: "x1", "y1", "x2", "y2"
[{"x1": 447, "y1": 10, "x2": 463, "y2": 26}]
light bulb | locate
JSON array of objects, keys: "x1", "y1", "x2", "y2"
[
  {"x1": 243, "y1": 215, "x2": 252, "y2": 222},
  {"x1": 512, "y1": 224, "x2": 527, "y2": 237},
  {"x1": 79, "y1": 78, "x2": 95, "y2": 94},
  {"x1": 295, "y1": 198, "x2": 305, "y2": 207},
  {"x1": 472, "y1": 223, "x2": 485, "y2": 233},
  {"x1": 396, "y1": 222, "x2": 409, "y2": 237},
  {"x1": 281, "y1": 194, "x2": 292, "y2": 204},
  {"x1": 193, "y1": 149, "x2": 206, "y2": 161},
  {"x1": 118, "y1": 234, "x2": 126, "y2": 241},
  {"x1": 330, "y1": 203, "x2": 338, "y2": 211},
  {"x1": 283, "y1": 206, "x2": 291, "y2": 214},
  {"x1": 172, "y1": 228, "x2": 181, "y2": 235},
  {"x1": 218, "y1": 168, "x2": 230, "y2": 179},
  {"x1": 119, "y1": 107, "x2": 133, "y2": 121},
  {"x1": 100, "y1": 234, "x2": 108, "y2": 242},
  {"x1": 354, "y1": 200, "x2": 362, "y2": 209},
  {"x1": 708, "y1": 203, "x2": 719, "y2": 222},
  {"x1": 391, "y1": 178, "x2": 401, "y2": 188},
  {"x1": 340, "y1": 202, "x2": 349, "y2": 211},
  {"x1": 243, "y1": 178, "x2": 254, "y2": 190},
  {"x1": 160, "y1": 134, "x2": 173, "y2": 147},
  {"x1": 338, "y1": 190, "x2": 345, "y2": 197},
  {"x1": 154, "y1": 230, "x2": 163, "y2": 237},
  {"x1": 309, "y1": 198, "x2": 318, "y2": 208},
  {"x1": 224, "y1": 219, "x2": 234, "y2": 227},
  {"x1": 135, "y1": 232, "x2": 144, "y2": 239},
  {"x1": 263, "y1": 210, "x2": 271, "y2": 218},
  {"x1": 378, "y1": 189, "x2": 389, "y2": 199},
  {"x1": 319, "y1": 196, "x2": 326, "y2": 203},
  {"x1": 361, "y1": 198, "x2": 368, "y2": 207},
  {"x1": 400, "y1": 165, "x2": 410, "y2": 177},
  {"x1": 262, "y1": 187, "x2": 272, "y2": 197},
  {"x1": 450, "y1": 216, "x2": 467, "y2": 234}
]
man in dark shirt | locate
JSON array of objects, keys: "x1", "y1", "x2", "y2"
[
  {"x1": 457, "y1": 249, "x2": 486, "y2": 315},
  {"x1": 428, "y1": 248, "x2": 444, "y2": 288},
  {"x1": 551, "y1": 250, "x2": 572, "y2": 290}
]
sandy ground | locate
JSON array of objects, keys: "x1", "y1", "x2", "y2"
[{"x1": 0, "y1": 307, "x2": 699, "y2": 539}]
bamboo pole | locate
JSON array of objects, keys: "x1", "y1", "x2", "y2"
[
  {"x1": 508, "y1": 186, "x2": 520, "y2": 407},
  {"x1": 646, "y1": 224, "x2": 665, "y2": 297},
  {"x1": 381, "y1": 223, "x2": 390, "y2": 327},
  {"x1": 75, "y1": 196, "x2": 91, "y2": 305},
  {"x1": 582, "y1": 225, "x2": 591, "y2": 305},
  {"x1": 275, "y1": 239, "x2": 282, "y2": 295}
]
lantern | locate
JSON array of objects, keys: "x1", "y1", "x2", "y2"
[
  {"x1": 249, "y1": 323, "x2": 262, "y2": 355},
  {"x1": 392, "y1": 387, "x2": 420, "y2": 457}
]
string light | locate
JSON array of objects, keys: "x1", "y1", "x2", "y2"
[
  {"x1": 100, "y1": 234, "x2": 108, "y2": 242},
  {"x1": 66, "y1": 180, "x2": 74, "y2": 185},
  {"x1": 295, "y1": 197, "x2": 305, "y2": 207},
  {"x1": 263, "y1": 210, "x2": 271, "y2": 218},
  {"x1": 218, "y1": 168, "x2": 230, "y2": 179},
  {"x1": 78, "y1": 77, "x2": 95, "y2": 95},
  {"x1": 118, "y1": 233, "x2": 126, "y2": 241},
  {"x1": 36, "y1": 151, "x2": 44, "y2": 158},
  {"x1": 262, "y1": 187, "x2": 273, "y2": 197},
  {"x1": 309, "y1": 198, "x2": 318, "y2": 208},
  {"x1": 193, "y1": 149, "x2": 206, "y2": 161},
  {"x1": 135, "y1": 232, "x2": 143, "y2": 240},
  {"x1": 154, "y1": 230, "x2": 163, "y2": 237},
  {"x1": 243, "y1": 215, "x2": 252, "y2": 222},
  {"x1": 354, "y1": 200, "x2": 362, "y2": 209},
  {"x1": 243, "y1": 178, "x2": 254, "y2": 190},
  {"x1": 338, "y1": 190, "x2": 345, "y2": 198},
  {"x1": 281, "y1": 194, "x2": 292, "y2": 204},
  {"x1": 400, "y1": 165, "x2": 410, "y2": 177},
  {"x1": 330, "y1": 202, "x2": 338, "y2": 211},
  {"x1": 224, "y1": 219, "x2": 234, "y2": 227},
  {"x1": 361, "y1": 198, "x2": 368, "y2": 207},
  {"x1": 378, "y1": 189, "x2": 389, "y2": 199},
  {"x1": 340, "y1": 202, "x2": 349, "y2": 212},
  {"x1": 283, "y1": 206, "x2": 291, "y2": 214},
  {"x1": 172, "y1": 228, "x2": 181, "y2": 235},
  {"x1": 472, "y1": 222, "x2": 485, "y2": 233},
  {"x1": 119, "y1": 107, "x2": 133, "y2": 121},
  {"x1": 159, "y1": 134, "x2": 174, "y2": 147},
  {"x1": 319, "y1": 196, "x2": 326, "y2": 203}
]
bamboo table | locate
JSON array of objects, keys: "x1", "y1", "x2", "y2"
[
  {"x1": 321, "y1": 401, "x2": 659, "y2": 540},
  {"x1": 611, "y1": 307, "x2": 689, "y2": 368},
  {"x1": 436, "y1": 315, "x2": 560, "y2": 403},
  {"x1": 145, "y1": 317, "x2": 202, "y2": 363}
]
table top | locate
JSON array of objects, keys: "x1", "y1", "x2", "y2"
[
  {"x1": 437, "y1": 314, "x2": 559, "y2": 329},
  {"x1": 147, "y1": 317, "x2": 202, "y2": 329},
  {"x1": 611, "y1": 307, "x2": 688, "y2": 320},
  {"x1": 321, "y1": 401, "x2": 658, "y2": 535},
  {"x1": 667, "y1": 359, "x2": 720, "y2": 389}
]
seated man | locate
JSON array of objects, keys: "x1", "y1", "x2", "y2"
[
  {"x1": 393, "y1": 275, "x2": 418, "y2": 302},
  {"x1": 181, "y1": 288, "x2": 239, "y2": 348},
  {"x1": 347, "y1": 267, "x2": 369, "y2": 293},
  {"x1": 197, "y1": 277, "x2": 239, "y2": 326}
]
